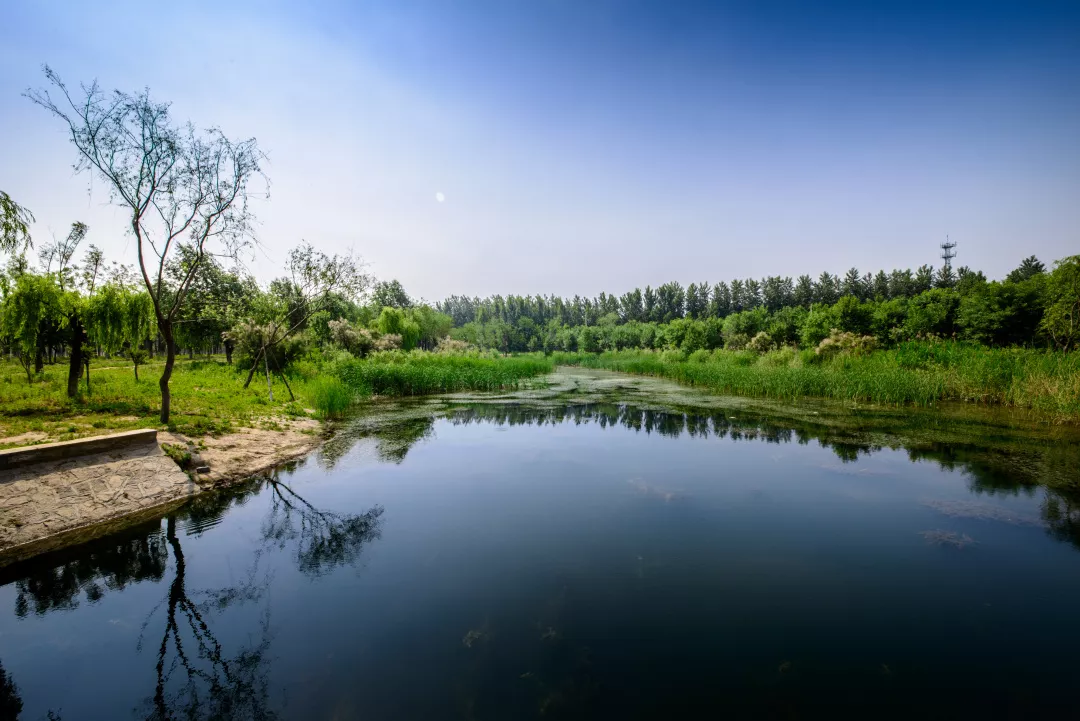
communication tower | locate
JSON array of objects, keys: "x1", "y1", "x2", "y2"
[{"x1": 940, "y1": 236, "x2": 957, "y2": 271}]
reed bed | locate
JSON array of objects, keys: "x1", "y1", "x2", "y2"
[
  {"x1": 550, "y1": 342, "x2": 1080, "y2": 420},
  {"x1": 332, "y1": 352, "x2": 554, "y2": 397}
]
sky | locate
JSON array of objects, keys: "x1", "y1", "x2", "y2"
[{"x1": 1, "y1": 0, "x2": 1078, "y2": 301}]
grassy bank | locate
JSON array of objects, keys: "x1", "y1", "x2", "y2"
[
  {"x1": 0, "y1": 351, "x2": 555, "y2": 447},
  {"x1": 549, "y1": 341, "x2": 1080, "y2": 421}
]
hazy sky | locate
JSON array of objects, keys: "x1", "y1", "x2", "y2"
[{"x1": 2, "y1": 0, "x2": 1078, "y2": 300}]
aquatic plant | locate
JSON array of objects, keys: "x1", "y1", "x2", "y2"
[
  {"x1": 550, "y1": 341, "x2": 1080, "y2": 420},
  {"x1": 306, "y1": 376, "x2": 353, "y2": 419},
  {"x1": 332, "y1": 351, "x2": 552, "y2": 397},
  {"x1": 920, "y1": 530, "x2": 977, "y2": 549}
]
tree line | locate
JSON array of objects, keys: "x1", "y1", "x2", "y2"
[{"x1": 439, "y1": 254, "x2": 1080, "y2": 354}]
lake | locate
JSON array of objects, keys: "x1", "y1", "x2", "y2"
[{"x1": 2, "y1": 370, "x2": 1080, "y2": 720}]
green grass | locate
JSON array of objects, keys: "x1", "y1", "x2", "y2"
[
  {"x1": 332, "y1": 351, "x2": 553, "y2": 397},
  {"x1": 0, "y1": 351, "x2": 556, "y2": 448},
  {"x1": 0, "y1": 355, "x2": 312, "y2": 447},
  {"x1": 550, "y1": 341, "x2": 1080, "y2": 421},
  {"x1": 307, "y1": 377, "x2": 352, "y2": 420}
]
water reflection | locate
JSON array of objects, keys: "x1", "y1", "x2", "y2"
[
  {"x1": 11, "y1": 519, "x2": 168, "y2": 618},
  {"x1": 0, "y1": 660, "x2": 23, "y2": 720},
  {"x1": 441, "y1": 404, "x2": 1080, "y2": 549},
  {"x1": 0, "y1": 474, "x2": 383, "y2": 721},
  {"x1": 140, "y1": 514, "x2": 276, "y2": 721},
  {"x1": 313, "y1": 402, "x2": 1080, "y2": 552},
  {"x1": 318, "y1": 416, "x2": 436, "y2": 469},
  {"x1": 4, "y1": 399, "x2": 1080, "y2": 720},
  {"x1": 263, "y1": 478, "x2": 383, "y2": 577}
]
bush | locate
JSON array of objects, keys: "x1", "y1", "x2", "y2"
[
  {"x1": 436, "y1": 337, "x2": 473, "y2": 354},
  {"x1": 747, "y1": 331, "x2": 774, "y2": 354},
  {"x1": 759, "y1": 346, "x2": 799, "y2": 367},
  {"x1": 724, "y1": 332, "x2": 750, "y2": 351},
  {"x1": 687, "y1": 349, "x2": 711, "y2": 363},
  {"x1": 816, "y1": 330, "x2": 878, "y2": 359}
]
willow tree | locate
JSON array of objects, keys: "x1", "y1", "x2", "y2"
[
  {"x1": 39, "y1": 220, "x2": 91, "y2": 396},
  {"x1": 0, "y1": 191, "x2": 34, "y2": 254},
  {"x1": 0, "y1": 273, "x2": 61, "y2": 383},
  {"x1": 27, "y1": 67, "x2": 265, "y2": 423}
]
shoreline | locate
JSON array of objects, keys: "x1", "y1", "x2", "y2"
[{"x1": 0, "y1": 418, "x2": 325, "y2": 568}]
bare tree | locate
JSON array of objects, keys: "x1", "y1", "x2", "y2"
[{"x1": 27, "y1": 66, "x2": 266, "y2": 423}]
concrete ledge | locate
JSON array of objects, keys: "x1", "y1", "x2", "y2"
[{"x1": 0, "y1": 429, "x2": 159, "y2": 472}]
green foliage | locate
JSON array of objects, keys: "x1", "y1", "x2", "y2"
[
  {"x1": 832, "y1": 295, "x2": 872, "y2": 335},
  {"x1": 307, "y1": 377, "x2": 353, "y2": 419},
  {"x1": 376, "y1": 307, "x2": 421, "y2": 350},
  {"x1": 0, "y1": 272, "x2": 62, "y2": 380},
  {"x1": 1040, "y1": 256, "x2": 1080, "y2": 350},
  {"x1": 332, "y1": 351, "x2": 552, "y2": 397},
  {"x1": 555, "y1": 342, "x2": 1080, "y2": 419},
  {"x1": 370, "y1": 279, "x2": 412, "y2": 309},
  {"x1": 903, "y1": 289, "x2": 959, "y2": 339},
  {"x1": 800, "y1": 304, "x2": 836, "y2": 348},
  {"x1": 0, "y1": 190, "x2": 35, "y2": 253},
  {"x1": 957, "y1": 278, "x2": 1044, "y2": 346}
]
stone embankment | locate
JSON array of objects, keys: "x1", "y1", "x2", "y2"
[{"x1": 0, "y1": 430, "x2": 196, "y2": 564}]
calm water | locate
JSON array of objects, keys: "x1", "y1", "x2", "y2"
[{"x1": 2, "y1": 400, "x2": 1080, "y2": 720}]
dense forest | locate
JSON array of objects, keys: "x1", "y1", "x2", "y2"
[{"x1": 439, "y1": 254, "x2": 1080, "y2": 354}]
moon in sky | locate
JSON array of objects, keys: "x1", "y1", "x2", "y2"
[{"x1": 435, "y1": 192, "x2": 445, "y2": 203}]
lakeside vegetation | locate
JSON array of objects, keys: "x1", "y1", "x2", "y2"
[
  {"x1": 0, "y1": 350, "x2": 553, "y2": 447},
  {"x1": 550, "y1": 341, "x2": 1080, "y2": 420}
]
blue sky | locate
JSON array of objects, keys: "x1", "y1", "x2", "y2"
[{"x1": 2, "y1": 0, "x2": 1078, "y2": 299}]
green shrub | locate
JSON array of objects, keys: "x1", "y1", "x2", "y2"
[{"x1": 747, "y1": 331, "x2": 774, "y2": 354}]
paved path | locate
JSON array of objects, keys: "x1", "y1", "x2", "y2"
[{"x1": 0, "y1": 441, "x2": 195, "y2": 555}]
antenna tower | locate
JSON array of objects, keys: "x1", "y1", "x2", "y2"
[{"x1": 940, "y1": 236, "x2": 957, "y2": 271}]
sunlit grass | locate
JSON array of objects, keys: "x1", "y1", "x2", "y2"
[
  {"x1": 332, "y1": 351, "x2": 553, "y2": 396},
  {"x1": 0, "y1": 351, "x2": 556, "y2": 447},
  {"x1": 0, "y1": 355, "x2": 312, "y2": 446}
]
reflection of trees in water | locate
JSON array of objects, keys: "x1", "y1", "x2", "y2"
[
  {"x1": 6, "y1": 520, "x2": 168, "y2": 619},
  {"x1": 0, "y1": 660, "x2": 22, "y2": 720},
  {"x1": 447, "y1": 404, "x2": 803, "y2": 448},
  {"x1": 137, "y1": 476, "x2": 382, "y2": 719},
  {"x1": 318, "y1": 416, "x2": 436, "y2": 469},
  {"x1": 263, "y1": 477, "x2": 383, "y2": 577},
  {"x1": 1042, "y1": 491, "x2": 1080, "y2": 550},
  {"x1": 445, "y1": 402, "x2": 1080, "y2": 552},
  {"x1": 5, "y1": 476, "x2": 383, "y2": 720},
  {"x1": 138, "y1": 515, "x2": 276, "y2": 721}
]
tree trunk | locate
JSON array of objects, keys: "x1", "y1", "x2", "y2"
[
  {"x1": 268, "y1": 351, "x2": 295, "y2": 402},
  {"x1": 243, "y1": 347, "x2": 264, "y2": 389},
  {"x1": 263, "y1": 347, "x2": 274, "y2": 402},
  {"x1": 160, "y1": 325, "x2": 176, "y2": 424},
  {"x1": 34, "y1": 341, "x2": 44, "y2": 375},
  {"x1": 67, "y1": 320, "x2": 85, "y2": 398}
]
